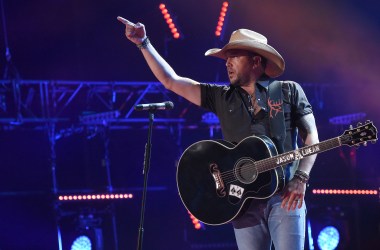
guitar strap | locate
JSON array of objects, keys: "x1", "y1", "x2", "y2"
[{"x1": 267, "y1": 80, "x2": 286, "y2": 154}]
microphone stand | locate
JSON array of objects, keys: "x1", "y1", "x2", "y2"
[{"x1": 137, "y1": 111, "x2": 154, "y2": 250}]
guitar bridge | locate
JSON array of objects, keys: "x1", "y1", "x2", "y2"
[{"x1": 209, "y1": 163, "x2": 226, "y2": 197}]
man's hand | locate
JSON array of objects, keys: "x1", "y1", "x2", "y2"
[
  {"x1": 117, "y1": 16, "x2": 146, "y2": 44},
  {"x1": 280, "y1": 178, "x2": 306, "y2": 211}
]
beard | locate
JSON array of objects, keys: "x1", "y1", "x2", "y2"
[
  {"x1": 230, "y1": 78, "x2": 241, "y2": 86},
  {"x1": 229, "y1": 72, "x2": 251, "y2": 87}
]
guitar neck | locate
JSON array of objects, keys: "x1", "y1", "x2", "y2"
[{"x1": 256, "y1": 137, "x2": 341, "y2": 173}]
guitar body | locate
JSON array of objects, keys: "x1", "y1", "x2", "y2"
[{"x1": 177, "y1": 135, "x2": 285, "y2": 225}]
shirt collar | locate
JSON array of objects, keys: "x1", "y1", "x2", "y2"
[
  {"x1": 257, "y1": 79, "x2": 270, "y2": 89},
  {"x1": 229, "y1": 78, "x2": 272, "y2": 92}
]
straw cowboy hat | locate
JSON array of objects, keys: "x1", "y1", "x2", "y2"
[{"x1": 205, "y1": 29, "x2": 285, "y2": 78}]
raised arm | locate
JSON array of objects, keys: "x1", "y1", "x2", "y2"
[{"x1": 117, "y1": 16, "x2": 201, "y2": 106}]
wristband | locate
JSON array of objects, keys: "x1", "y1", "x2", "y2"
[
  {"x1": 293, "y1": 169, "x2": 310, "y2": 183},
  {"x1": 137, "y1": 37, "x2": 150, "y2": 50},
  {"x1": 293, "y1": 174, "x2": 308, "y2": 184}
]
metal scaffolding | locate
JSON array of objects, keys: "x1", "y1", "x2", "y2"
[{"x1": 0, "y1": 79, "x2": 189, "y2": 129}]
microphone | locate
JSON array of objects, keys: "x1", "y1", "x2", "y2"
[{"x1": 134, "y1": 101, "x2": 174, "y2": 111}]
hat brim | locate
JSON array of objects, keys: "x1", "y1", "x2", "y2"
[{"x1": 205, "y1": 40, "x2": 285, "y2": 78}]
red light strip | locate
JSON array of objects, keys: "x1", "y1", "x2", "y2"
[
  {"x1": 187, "y1": 210, "x2": 204, "y2": 230},
  {"x1": 215, "y1": 2, "x2": 229, "y2": 37},
  {"x1": 58, "y1": 193, "x2": 134, "y2": 201},
  {"x1": 312, "y1": 189, "x2": 378, "y2": 195},
  {"x1": 159, "y1": 3, "x2": 181, "y2": 39}
]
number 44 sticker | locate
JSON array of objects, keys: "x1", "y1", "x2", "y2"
[{"x1": 229, "y1": 184, "x2": 244, "y2": 198}]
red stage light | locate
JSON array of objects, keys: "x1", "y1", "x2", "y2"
[
  {"x1": 159, "y1": 3, "x2": 181, "y2": 39},
  {"x1": 215, "y1": 2, "x2": 230, "y2": 37},
  {"x1": 312, "y1": 189, "x2": 378, "y2": 195},
  {"x1": 187, "y1": 210, "x2": 204, "y2": 230}
]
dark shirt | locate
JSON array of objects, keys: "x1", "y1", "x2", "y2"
[{"x1": 200, "y1": 79, "x2": 313, "y2": 228}]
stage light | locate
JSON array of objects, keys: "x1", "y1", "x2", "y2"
[
  {"x1": 201, "y1": 112, "x2": 220, "y2": 125},
  {"x1": 70, "y1": 235, "x2": 92, "y2": 250},
  {"x1": 312, "y1": 188, "x2": 378, "y2": 196},
  {"x1": 159, "y1": 3, "x2": 181, "y2": 39},
  {"x1": 215, "y1": 2, "x2": 229, "y2": 37},
  {"x1": 201, "y1": 112, "x2": 221, "y2": 137},
  {"x1": 317, "y1": 226, "x2": 340, "y2": 250},
  {"x1": 58, "y1": 204, "x2": 116, "y2": 249},
  {"x1": 187, "y1": 210, "x2": 205, "y2": 230},
  {"x1": 307, "y1": 220, "x2": 315, "y2": 249},
  {"x1": 308, "y1": 206, "x2": 351, "y2": 250},
  {"x1": 329, "y1": 112, "x2": 366, "y2": 125},
  {"x1": 58, "y1": 193, "x2": 133, "y2": 201}
]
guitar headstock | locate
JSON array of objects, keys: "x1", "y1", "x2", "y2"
[{"x1": 341, "y1": 121, "x2": 378, "y2": 147}]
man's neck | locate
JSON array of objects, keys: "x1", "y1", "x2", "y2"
[
  {"x1": 239, "y1": 71, "x2": 266, "y2": 95},
  {"x1": 240, "y1": 82, "x2": 256, "y2": 96}
]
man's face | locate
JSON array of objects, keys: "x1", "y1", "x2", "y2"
[{"x1": 225, "y1": 49, "x2": 255, "y2": 86}]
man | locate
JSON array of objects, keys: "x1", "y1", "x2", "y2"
[{"x1": 117, "y1": 16, "x2": 319, "y2": 250}]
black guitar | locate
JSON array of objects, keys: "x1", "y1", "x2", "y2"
[{"x1": 176, "y1": 121, "x2": 377, "y2": 225}]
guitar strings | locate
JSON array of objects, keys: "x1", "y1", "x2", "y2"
[{"x1": 218, "y1": 136, "x2": 343, "y2": 184}]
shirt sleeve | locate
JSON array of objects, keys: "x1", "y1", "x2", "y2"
[
  {"x1": 288, "y1": 81, "x2": 313, "y2": 120},
  {"x1": 200, "y1": 83, "x2": 228, "y2": 113}
]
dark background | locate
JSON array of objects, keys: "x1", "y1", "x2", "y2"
[{"x1": 0, "y1": 0, "x2": 379, "y2": 249}]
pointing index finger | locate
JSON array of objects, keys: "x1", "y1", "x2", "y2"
[{"x1": 117, "y1": 16, "x2": 135, "y2": 26}]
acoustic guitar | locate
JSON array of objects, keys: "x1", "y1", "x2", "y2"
[{"x1": 176, "y1": 121, "x2": 377, "y2": 225}]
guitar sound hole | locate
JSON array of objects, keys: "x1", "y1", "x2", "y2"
[{"x1": 234, "y1": 158, "x2": 257, "y2": 184}]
